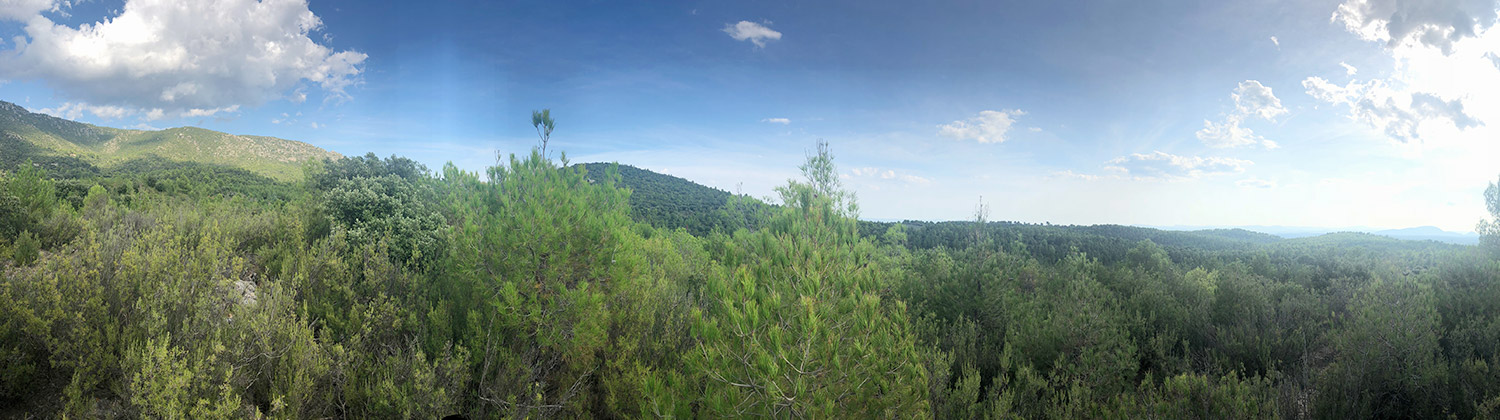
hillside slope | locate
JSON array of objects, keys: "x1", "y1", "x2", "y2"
[
  {"x1": 577, "y1": 162, "x2": 775, "y2": 235},
  {"x1": 0, "y1": 100, "x2": 339, "y2": 181}
]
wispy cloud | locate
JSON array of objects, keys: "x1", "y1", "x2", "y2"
[
  {"x1": 0, "y1": 0, "x2": 58, "y2": 21},
  {"x1": 36, "y1": 102, "x2": 130, "y2": 120},
  {"x1": 1052, "y1": 170, "x2": 1104, "y2": 181},
  {"x1": 761, "y1": 117, "x2": 791, "y2": 124},
  {"x1": 1197, "y1": 117, "x2": 1277, "y2": 149},
  {"x1": 1105, "y1": 151, "x2": 1252, "y2": 180},
  {"x1": 1236, "y1": 178, "x2": 1276, "y2": 188},
  {"x1": 845, "y1": 167, "x2": 932, "y2": 185}
]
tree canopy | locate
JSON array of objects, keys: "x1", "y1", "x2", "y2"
[{"x1": 1, "y1": 136, "x2": 1498, "y2": 419}]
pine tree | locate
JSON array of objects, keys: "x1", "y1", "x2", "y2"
[
  {"x1": 678, "y1": 141, "x2": 930, "y2": 417},
  {"x1": 11, "y1": 230, "x2": 38, "y2": 266}
]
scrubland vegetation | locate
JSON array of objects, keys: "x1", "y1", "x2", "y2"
[{"x1": 2, "y1": 138, "x2": 1499, "y2": 419}]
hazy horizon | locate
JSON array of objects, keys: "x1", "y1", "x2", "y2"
[{"x1": 2, "y1": 0, "x2": 1496, "y2": 232}]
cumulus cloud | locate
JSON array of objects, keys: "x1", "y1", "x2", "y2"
[
  {"x1": 938, "y1": 109, "x2": 1025, "y2": 143},
  {"x1": 0, "y1": 0, "x2": 366, "y2": 117},
  {"x1": 1105, "y1": 151, "x2": 1252, "y2": 180},
  {"x1": 1233, "y1": 80, "x2": 1289, "y2": 120},
  {"x1": 1303, "y1": 76, "x2": 1481, "y2": 142},
  {"x1": 1332, "y1": 0, "x2": 1500, "y2": 54},
  {"x1": 1197, "y1": 80, "x2": 1284, "y2": 149},
  {"x1": 723, "y1": 21, "x2": 782, "y2": 48},
  {"x1": 761, "y1": 117, "x2": 790, "y2": 124}
]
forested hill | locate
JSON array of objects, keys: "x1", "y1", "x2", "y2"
[
  {"x1": 857, "y1": 220, "x2": 1283, "y2": 267},
  {"x1": 0, "y1": 100, "x2": 339, "y2": 181},
  {"x1": 577, "y1": 161, "x2": 1465, "y2": 265},
  {"x1": 577, "y1": 162, "x2": 774, "y2": 235}
]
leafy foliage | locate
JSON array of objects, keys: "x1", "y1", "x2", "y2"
[
  {"x1": 670, "y1": 146, "x2": 928, "y2": 417},
  {"x1": 309, "y1": 153, "x2": 448, "y2": 270},
  {"x1": 2, "y1": 137, "x2": 1499, "y2": 419}
]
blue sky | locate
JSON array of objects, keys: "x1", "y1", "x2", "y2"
[{"x1": 1, "y1": 0, "x2": 1497, "y2": 231}]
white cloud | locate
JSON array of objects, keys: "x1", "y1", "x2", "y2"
[
  {"x1": 0, "y1": 0, "x2": 60, "y2": 21},
  {"x1": 1332, "y1": 0, "x2": 1500, "y2": 53},
  {"x1": 1236, "y1": 178, "x2": 1277, "y2": 188},
  {"x1": 938, "y1": 109, "x2": 1025, "y2": 143},
  {"x1": 1197, "y1": 80, "x2": 1284, "y2": 149},
  {"x1": 1105, "y1": 151, "x2": 1252, "y2": 180},
  {"x1": 846, "y1": 167, "x2": 932, "y2": 185},
  {"x1": 1196, "y1": 116, "x2": 1279, "y2": 149},
  {"x1": 1234, "y1": 80, "x2": 1289, "y2": 121},
  {"x1": 1341, "y1": 61, "x2": 1359, "y2": 75},
  {"x1": 1052, "y1": 170, "x2": 1103, "y2": 181},
  {"x1": 165, "y1": 105, "x2": 239, "y2": 120},
  {"x1": 761, "y1": 117, "x2": 790, "y2": 124},
  {"x1": 1303, "y1": 76, "x2": 1480, "y2": 142},
  {"x1": 0, "y1": 0, "x2": 366, "y2": 116},
  {"x1": 1270, "y1": 35, "x2": 1280, "y2": 46},
  {"x1": 723, "y1": 21, "x2": 782, "y2": 48},
  {"x1": 289, "y1": 86, "x2": 308, "y2": 104},
  {"x1": 36, "y1": 101, "x2": 130, "y2": 120}
]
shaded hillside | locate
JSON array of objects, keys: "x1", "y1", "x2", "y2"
[
  {"x1": 577, "y1": 162, "x2": 774, "y2": 235},
  {"x1": 0, "y1": 100, "x2": 339, "y2": 181}
]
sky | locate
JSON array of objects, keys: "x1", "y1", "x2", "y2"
[{"x1": 1, "y1": 0, "x2": 1497, "y2": 232}]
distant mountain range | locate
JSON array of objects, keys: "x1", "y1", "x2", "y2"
[
  {"x1": 1149, "y1": 224, "x2": 1480, "y2": 245},
  {"x1": 2, "y1": 99, "x2": 1482, "y2": 247},
  {"x1": 0, "y1": 100, "x2": 338, "y2": 181}
]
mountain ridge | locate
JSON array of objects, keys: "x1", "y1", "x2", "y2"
[
  {"x1": 574, "y1": 161, "x2": 1478, "y2": 250},
  {"x1": 1148, "y1": 224, "x2": 1479, "y2": 245},
  {"x1": 0, "y1": 100, "x2": 339, "y2": 181}
]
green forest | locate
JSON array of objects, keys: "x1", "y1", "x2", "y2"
[{"x1": 2, "y1": 132, "x2": 1500, "y2": 419}]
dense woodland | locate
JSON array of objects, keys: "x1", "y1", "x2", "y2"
[{"x1": 1, "y1": 138, "x2": 1499, "y2": 419}]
